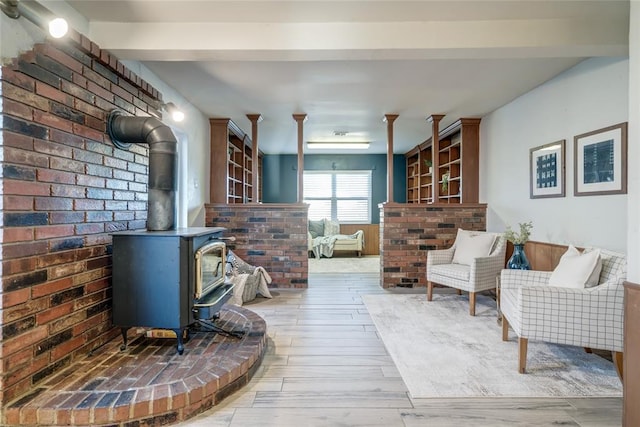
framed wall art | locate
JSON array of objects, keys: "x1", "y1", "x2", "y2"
[
  {"x1": 574, "y1": 122, "x2": 627, "y2": 196},
  {"x1": 530, "y1": 140, "x2": 565, "y2": 199}
]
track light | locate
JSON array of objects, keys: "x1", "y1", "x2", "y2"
[
  {"x1": 162, "y1": 102, "x2": 185, "y2": 122},
  {"x1": 1, "y1": 0, "x2": 69, "y2": 39}
]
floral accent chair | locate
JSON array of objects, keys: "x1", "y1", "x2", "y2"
[
  {"x1": 500, "y1": 247, "x2": 626, "y2": 378},
  {"x1": 426, "y1": 229, "x2": 507, "y2": 316}
]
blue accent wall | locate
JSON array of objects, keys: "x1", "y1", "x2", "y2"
[
  {"x1": 262, "y1": 154, "x2": 407, "y2": 223},
  {"x1": 394, "y1": 154, "x2": 407, "y2": 204}
]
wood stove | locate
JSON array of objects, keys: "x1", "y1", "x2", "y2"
[{"x1": 112, "y1": 227, "x2": 234, "y2": 354}]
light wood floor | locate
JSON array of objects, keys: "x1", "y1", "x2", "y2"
[{"x1": 178, "y1": 272, "x2": 622, "y2": 427}]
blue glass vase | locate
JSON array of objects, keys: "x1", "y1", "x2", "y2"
[{"x1": 507, "y1": 244, "x2": 530, "y2": 270}]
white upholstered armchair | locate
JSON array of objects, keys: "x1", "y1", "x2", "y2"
[
  {"x1": 426, "y1": 229, "x2": 506, "y2": 316},
  {"x1": 500, "y1": 248, "x2": 626, "y2": 377}
]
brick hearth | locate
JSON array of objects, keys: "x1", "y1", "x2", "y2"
[{"x1": 3, "y1": 306, "x2": 266, "y2": 426}]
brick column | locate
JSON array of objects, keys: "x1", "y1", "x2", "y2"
[
  {"x1": 205, "y1": 203, "x2": 309, "y2": 288},
  {"x1": 380, "y1": 203, "x2": 487, "y2": 288}
]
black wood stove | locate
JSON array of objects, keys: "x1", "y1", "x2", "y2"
[{"x1": 112, "y1": 227, "x2": 234, "y2": 354}]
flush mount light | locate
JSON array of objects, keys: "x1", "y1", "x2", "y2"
[
  {"x1": 1, "y1": 0, "x2": 69, "y2": 38},
  {"x1": 307, "y1": 141, "x2": 370, "y2": 150},
  {"x1": 162, "y1": 102, "x2": 185, "y2": 122}
]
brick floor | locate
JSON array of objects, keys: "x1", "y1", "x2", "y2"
[{"x1": 2, "y1": 306, "x2": 267, "y2": 426}]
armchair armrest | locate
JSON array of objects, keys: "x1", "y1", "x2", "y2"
[
  {"x1": 427, "y1": 247, "x2": 455, "y2": 267},
  {"x1": 354, "y1": 229, "x2": 364, "y2": 247},
  {"x1": 469, "y1": 254, "x2": 506, "y2": 283},
  {"x1": 501, "y1": 269, "x2": 552, "y2": 290},
  {"x1": 520, "y1": 282, "x2": 622, "y2": 324}
]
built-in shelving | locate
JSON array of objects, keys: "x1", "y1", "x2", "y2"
[
  {"x1": 405, "y1": 117, "x2": 480, "y2": 204},
  {"x1": 209, "y1": 118, "x2": 262, "y2": 204}
]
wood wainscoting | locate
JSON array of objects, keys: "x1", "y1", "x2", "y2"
[
  {"x1": 624, "y1": 282, "x2": 640, "y2": 427},
  {"x1": 510, "y1": 240, "x2": 574, "y2": 271},
  {"x1": 340, "y1": 224, "x2": 380, "y2": 256}
]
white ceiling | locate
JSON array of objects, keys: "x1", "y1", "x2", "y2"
[{"x1": 63, "y1": 0, "x2": 629, "y2": 154}]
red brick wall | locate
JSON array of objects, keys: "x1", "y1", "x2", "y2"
[
  {"x1": 205, "y1": 203, "x2": 309, "y2": 288},
  {"x1": 380, "y1": 203, "x2": 487, "y2": 288},
  {"x1": 0, "y1": 33, "x2": 163, "y2": 405}
]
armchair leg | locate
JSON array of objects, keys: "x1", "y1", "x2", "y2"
[
  {"x1": 469, "y1": 292, "x2": 476, "y2": 316},
  {"x1": 518, "y1": 337, "x2": 528, "y2": 374},
  {"x1": 502, "y1": 317, "x2": 509, "y2": 341},
  {"x1": 612, "y1": 351, "x2": 623, "y2": 382},
  {"x1": 427, "y1": 281, "x2": 433, "y2": 301}
]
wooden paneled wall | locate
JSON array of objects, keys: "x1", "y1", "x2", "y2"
[
  {"x1": 509, "y1": 241, "x2": 574, "y2": 271},
  {"x1": 624, "y1": 282, "x2": 640, "y2": 427},
  {"x1": 340, "y1": 224, "x2": 380, "y2": 256}
]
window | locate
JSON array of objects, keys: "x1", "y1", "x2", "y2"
[{"x1": 303, "y1": 170, "x2": 371, "y2": 223}]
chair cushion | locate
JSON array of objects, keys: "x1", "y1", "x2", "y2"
[
  {"x1": 430, "y1": 263, "x2": 470, "y2": 281},
  {"x1": 548, "y1": 245, "x2": 602, "y2": 289},
  {"x1": 452, "y1": 229, "x2": 496, "y2": 265},
  {"x1": 309, "y1": 219, "x2": 324, "y2": 238}
]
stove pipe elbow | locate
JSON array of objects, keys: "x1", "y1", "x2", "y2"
[{"x1": 107, "y1": 110, "x2": 177, "y2": 231}]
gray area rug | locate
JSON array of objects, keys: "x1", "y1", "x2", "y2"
[
  {"x1": 308, "y1": 255, "x2": 380, "y2": 274},
  {"x1": 363, "y1": 293, "x2": 622, "y2": 398}
]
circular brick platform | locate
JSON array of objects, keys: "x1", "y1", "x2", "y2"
[{"x1": 3, "y1": 306, "x2": 267, "y2": 426}]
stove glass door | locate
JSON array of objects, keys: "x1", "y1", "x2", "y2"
[{"x1": 194, "y1": 241, "x2": 226, "y2": 300}]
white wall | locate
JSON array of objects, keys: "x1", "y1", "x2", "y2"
[
  {"x1": 0, "y1": 10, "x2": 45, "y2": 60},
  {"x1": 628, "y1": 1, "x2": 639, "y2": 281},
  {"x1": 480, "y1": 57, "x2": 629, "y2": 252}
]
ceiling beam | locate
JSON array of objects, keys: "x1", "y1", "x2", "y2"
[{"x1": 89, "y1": 19, "x2": 628, "y2": 61}]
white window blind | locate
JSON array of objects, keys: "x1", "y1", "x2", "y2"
[{"x1": 303, "y1": 171, "x2": 371, "y2": 223}]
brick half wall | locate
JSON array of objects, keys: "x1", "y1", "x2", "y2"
[
  {"x1": 380, "y1": 203, "x2": 487, "y2": 289},
  {"x1": 205, "y1": 203, "x2": 309, "y2": 288}
]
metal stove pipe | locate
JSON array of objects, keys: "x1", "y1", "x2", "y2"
[{"x1": 107, "y1": 110, "x2": 177, "y2": 231}]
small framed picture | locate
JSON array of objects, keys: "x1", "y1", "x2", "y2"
[
  {"x1": 574, "y1": 123, "x2": 627, "y2": 196},
  {"x1": 530, "y1": 140, "x2": 565, "y2": 199}
]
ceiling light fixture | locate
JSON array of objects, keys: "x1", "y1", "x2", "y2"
[
  {"x1": 307, "y1": 141, "x2": 370, "y2": 150},
  {"x1": 162, "y1": 102, "x2": 185, "y2": 122},
  {"x1": 1, "y1": 0, "x2": 69, "y2": 38}
]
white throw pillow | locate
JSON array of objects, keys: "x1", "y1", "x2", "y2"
[
  {"x1": 548, "y1": 245, "x2": 602, "y2": 289},
  {"x1": 452, "y1": 229, "x2": 496, "y2": 266},
  {"x1": 323, "y1": 218, "x2": 340, "y2": 236}
]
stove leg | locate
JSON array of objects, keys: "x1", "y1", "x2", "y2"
[
  {"x1": 174, "y1": 328, "x2": 185, "y2": 355},
  {"x1": 120, "y1": 327, "x2": 129, "y2": 351}
]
